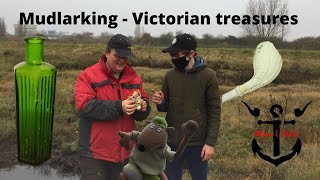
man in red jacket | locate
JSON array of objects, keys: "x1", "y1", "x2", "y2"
[{"x1": 74, "y1": 34, "x2": 150, "y2": 180}]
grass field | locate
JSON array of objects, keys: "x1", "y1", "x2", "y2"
[{"x1": 0, "y1": 40, "x2": 319, "y2": 179}]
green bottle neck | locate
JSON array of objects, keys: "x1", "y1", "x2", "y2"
[{"x1": 25, "y1": 37, "x2": 46, "y2": 65}]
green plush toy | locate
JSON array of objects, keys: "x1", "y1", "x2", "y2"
[{"x1": 118, "y1": 116, "x2": 199, "y2": 180}]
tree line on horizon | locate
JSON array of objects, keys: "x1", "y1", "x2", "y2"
[
  {"x1": 1, "y1": 0, "x2": 319, "y2": 50},
  {"x1": 1, "y1": 29, "x2": 320, "y2": 50}
]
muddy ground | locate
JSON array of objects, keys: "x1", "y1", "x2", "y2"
[{"x1": 0, "y1": 135, "x2": 80, "y2": 177}]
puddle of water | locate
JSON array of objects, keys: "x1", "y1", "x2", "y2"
[{"x1": 0, "y1": 165, "x2": 79, "y2": 180}]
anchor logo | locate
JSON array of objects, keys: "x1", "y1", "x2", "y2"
[{"x1": 242, "y1": 101, "x2": 312, "y2": 166}]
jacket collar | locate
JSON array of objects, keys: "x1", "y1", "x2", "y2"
[{"x1": 188, "y1": 56, "x2": 206, "y2": 72}]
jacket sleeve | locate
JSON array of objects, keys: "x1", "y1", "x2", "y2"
[
  {"x1": 157, "y1": 73, "x2": 169, "y2": 112},
  {"x1": 205, "y1": 71, "x2": 221, "y2": 146},
  {"x1": 132, "y1": 78, "x2": 151, "y2": 121},
  {"x1": 74, "y1": 71, "x2": 124, "y2": 121}
]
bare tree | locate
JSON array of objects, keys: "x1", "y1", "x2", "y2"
[
  {"x1": 15, "y1": 24, "x2": 26, "y2": 37},
  {"x1": 14, "y1": 20, "x2": 27, "y2": 37},
  {"x1": 0, "y1": 17, "x2": 6, "y2": 37},
  {"x1": 202, "y1": 33, "x2": 214, "y2": 40},
  {"x1": 137, "y1": 33, "x2": 153, "y2": 46},
  {"x1": 134, "y1": 25, "x2": 142, "y2": 39},
  {"x1": 242, "y1": 0, "x2": 289, "y2": 39},
  {"x1": 175, "y1": 30, "x2": 184, "y2": 36}
]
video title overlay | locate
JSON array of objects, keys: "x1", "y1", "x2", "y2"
[{"x1": 20, "y1": 11, "x2": 298, "y2": 29}]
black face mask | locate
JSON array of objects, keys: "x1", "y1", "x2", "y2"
[{"x1": 171, "y1": 56, "x2": 189, "y2": 70}]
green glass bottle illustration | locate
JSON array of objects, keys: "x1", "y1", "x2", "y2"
[{"x1": 14, "y1": 36, "x2": 56, "y2": 165}]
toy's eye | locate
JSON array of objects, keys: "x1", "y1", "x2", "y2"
[
  {"x1": 150, "y1": 124, "x2": 155, "y2": 129},
  {"x1": 156, "y1": 128, "x2": 161, "y2": 133}
]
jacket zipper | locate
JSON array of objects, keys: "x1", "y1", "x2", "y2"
[
  {"x1": 113, "y1": 79, "x2": 123, "y2": 162},
  {"x1": 118, "y1": 81, "x2": 123, "y2": 162},
  {"x1": 117, "y1": 80, "x2": 125, "y2": 163}
]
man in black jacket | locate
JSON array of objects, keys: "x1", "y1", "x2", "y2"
[{"x1": 152, "y1": 33, "x2": 221, "y2": 180}]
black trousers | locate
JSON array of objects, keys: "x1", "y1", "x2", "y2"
[{"x1": 80, "y1": 157, "x2": 129, "y2": 180}]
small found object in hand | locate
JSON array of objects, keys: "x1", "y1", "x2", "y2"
[{"x1": 131, "y1": 90, "x2": 142, "y2": 110}]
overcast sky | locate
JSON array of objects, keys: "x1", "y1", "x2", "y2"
[{"x1": 1, "y1": 0, "x2": 319, "y2": 41}]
